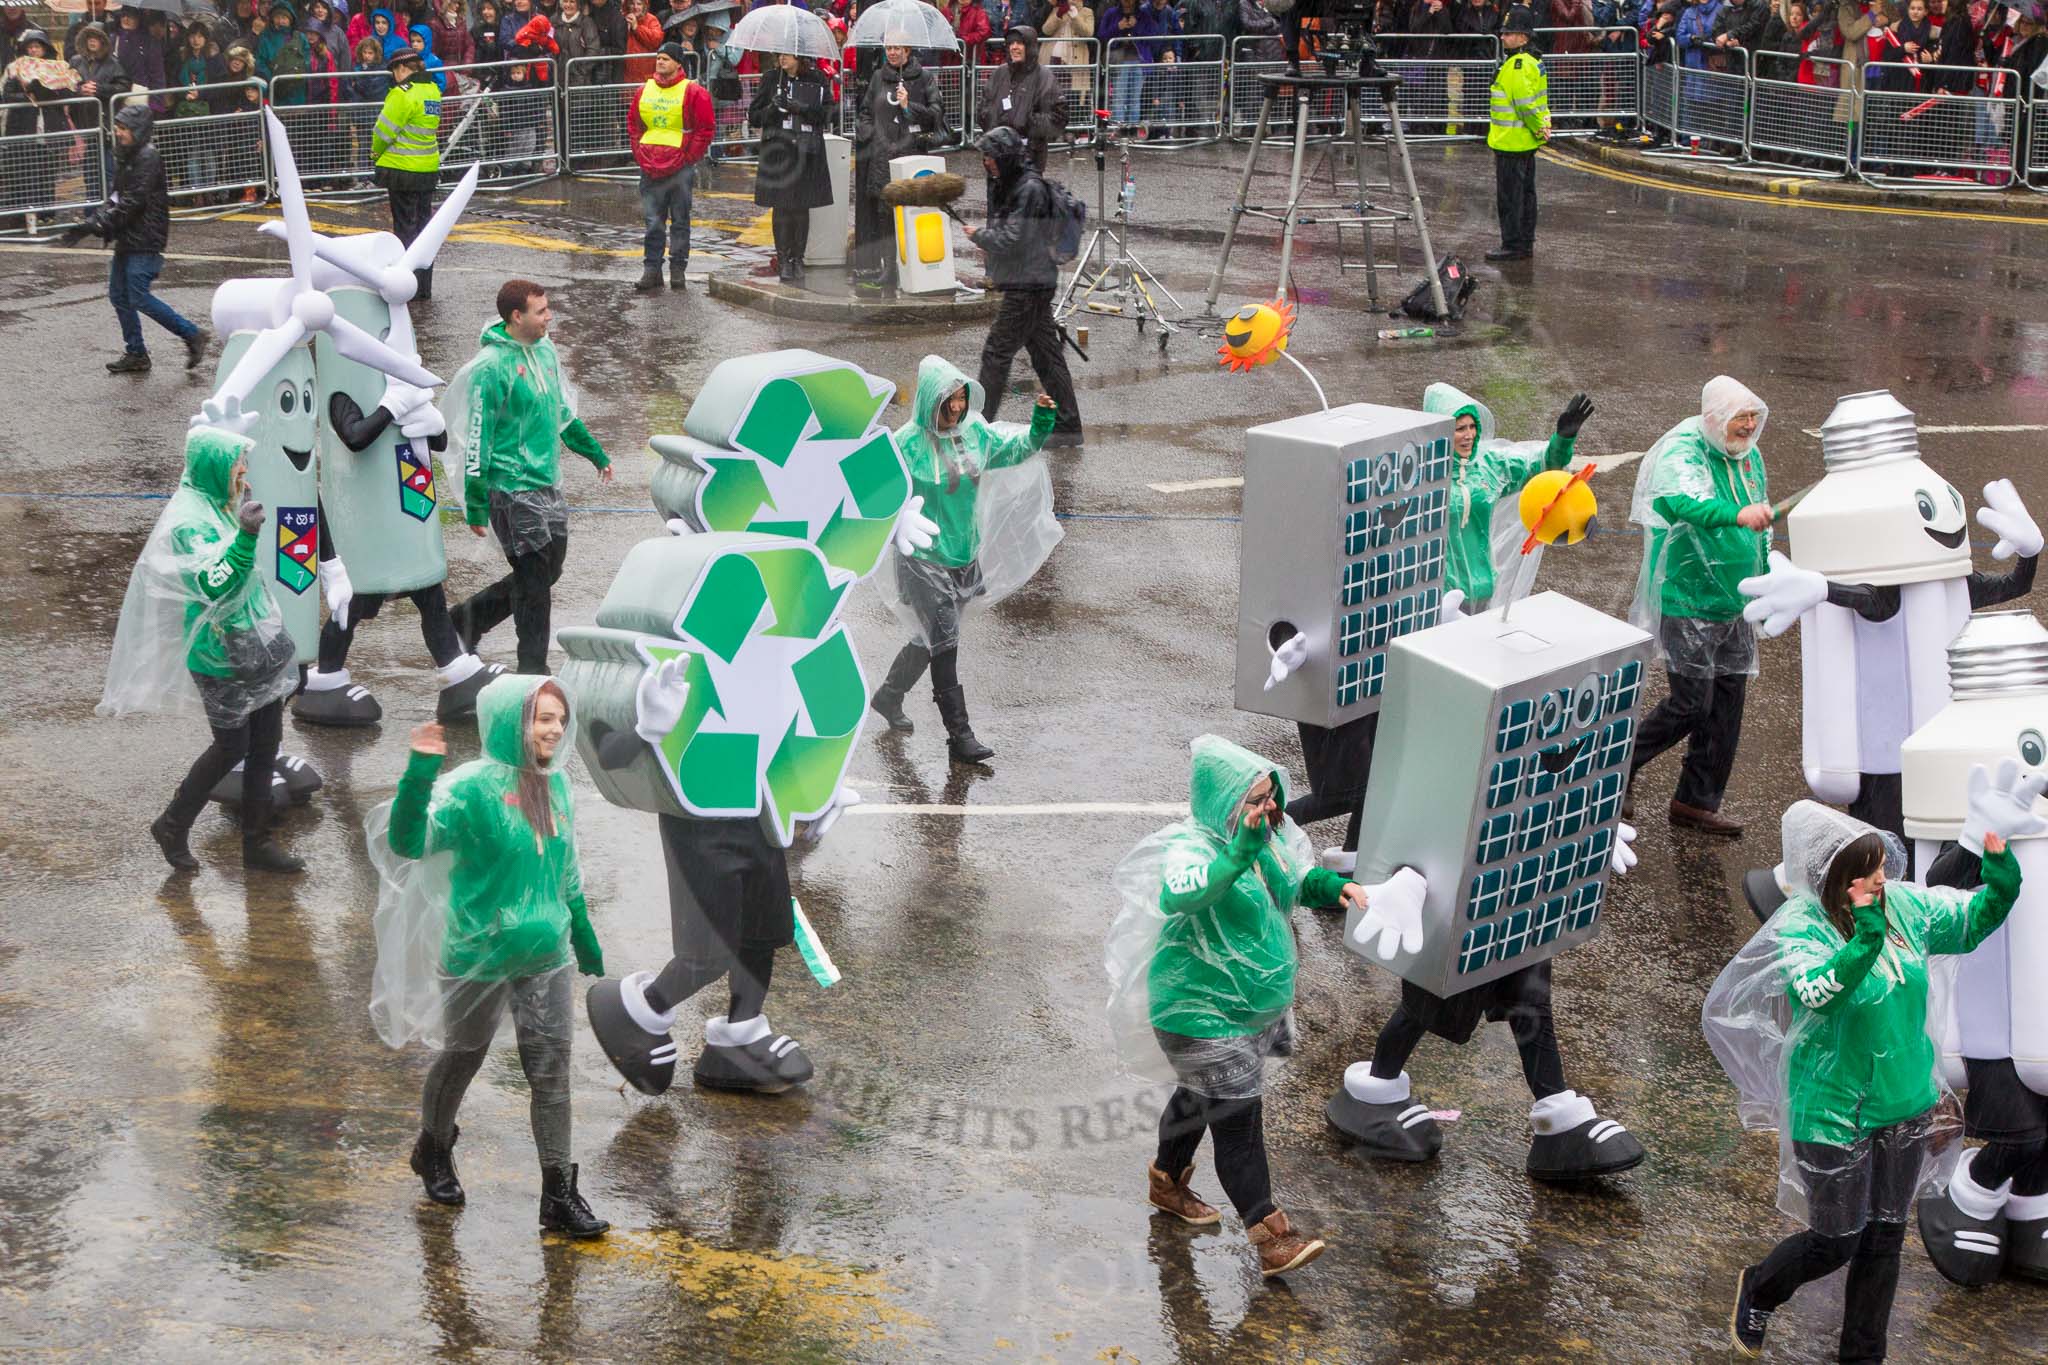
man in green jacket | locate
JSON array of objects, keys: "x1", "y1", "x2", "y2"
[
  {"x1": 372, "y1": 47, "x2": 442, "y2": 299},
  {"x1": 1486, "y1": 9, "x2": 1548, "y2": 263},
  {"x1": 448, "y1": 281, "x2": 612, "y2": 675},
  {"x1": 1628, "y1": 375, "x2": 1772, "y2": 835}
]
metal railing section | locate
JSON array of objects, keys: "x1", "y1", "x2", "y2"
[
  {"x1": 0, "y1": 96, "x2": 107, "y2": 234},
  {"x1": 1103, "y1": 35, "x2": 1227, "y2": 146},
  {"x1": 1856, "y1": 63, "x2": 2020, "y2": 190},
  {"x1": 115, "y1": 80, "x2": 269, "y2": 211}
]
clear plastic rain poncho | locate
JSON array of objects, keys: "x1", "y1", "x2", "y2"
[
  {"x1": 1422, "y1": 382, "x2": 1572, "y2": 610},
  {"x1": 98, "y1": 427, "x2": 300, "y2": 730},
  {"x1": 369, "y1": 674, "x2": 593, "y2": 1051},
  {"x1": 1629, "y1": 376, "x2": 1772, "y2": 679},
  {"x1": 1104, "y1": 736, "x2": 1333, "y2": 1100},
  {"x1": 871, "y1": 356, "x2": 1063, "y2": 655},
  {"x1": 1702, "y1": 801, "x2": 1988, "y2": 1236},
  {"x1": 439, "y1": 324, "x2": 584, "y2": 557}
]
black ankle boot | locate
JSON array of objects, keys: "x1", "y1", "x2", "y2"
[
  {"x1": 935, "y1": 684, "x2": 994, "y2": 765},
  {"x1": 539, "y1": 1163, "x2": 609, "y2": 1238},
  {"x1": 151, "y1": 811, "x2": 200, "y2": 872},
  {"x1": 870, "y1": 644, "x2": 930, "y2": 734},
  {"x1": 410, "y1": 1126, "x2": 465, "y2": 1206}
]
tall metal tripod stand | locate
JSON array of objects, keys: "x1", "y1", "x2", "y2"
[
  {"x1": 1056, "y1": 113, "x2": 1179, "y2": 353},
  {"x1": 1201, "y1": 71, "x2": 1449, "y2": 323}
]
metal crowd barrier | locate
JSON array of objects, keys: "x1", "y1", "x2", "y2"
[
  {"x1": 1641, "y1": 57, "x2": 1678, "y2": 140},
  {"x1": 2029, "y1": 102, "x2": 2048, "y2": 192},
  {"x1": 1672, "y1": 47, "x2": 1748, "y2": 159},
  {"x1": 710, "y1": 71, "x2": 762, "y2": 161},
  {"x1": 0, "y1": 95, "x2": 106, "y2": 237},
  {"x1": 562, "y1": 52, "x2": 700, "y2": 179},
  {"x1": 114, "y1": 80, "x2": 269, "y2": 214},
  {"x1": 1225, "y1": 36, "x2": 1350, "y2": 141},
  {"x1": 1101, "y1": 35, "x2": 1226, "y2": 146},
  {"x1": 1368, "y1": 36, "x2": 1502, "y2": 143},
  {"x1": 1533, "y1": 28, "x2": 1639, "y2": 133},
  {"x1": 1745, "y1": 55, "x2": 1854, "y2": 172},
  {"x1": 437, "y1": 60, "x2": 562, "y2": 187},
  {"x1": 1856, "y1": 63, "x2": 2020, "y2": 190}
]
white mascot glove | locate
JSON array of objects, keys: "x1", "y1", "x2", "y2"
[
  {"x1": 1610, "y1": 821, "x2": 1639, "y2": 876},
  {"x1": 399, "y1": 400, "x2": 446, "y2": 441},
  {"x1": 1962, "y1": 759, "x2": 2048, "y2": 855},
  {"x1": 1264, "y1": 631, "x2": 1310, "y2": 692},
  {"x1": 893, "y1": 494, "x2": 939, "y2": 558},
  {"x1": 318, "y1": 556, "x2": 353, "y2": 633},
  {"x1": 804, "y1": 786, "x2": 862, "y2": 846},
  {"x1": 633, "y1": 655, "x2": 691, "y2": 745},
  {"x1": 1739, "y1": 550, "x2": 1829, "y2": 638},
  {"x1": 1348, "y1": 866, "x2": 1429, "y2": 961},
  {"x1": 1978, "y1": 478, "x2": 2043, "y2": 561},
  {"x1": 379, "y1": 377, "x2": 444, "y2": 439},
  {"x1": 1436, "y1": 588, "x2": 1466, "y2": 626},
  {"x1": 192, "y1": 392, "x2": 261, "y2": 438}
]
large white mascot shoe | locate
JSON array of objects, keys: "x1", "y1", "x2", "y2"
[
  {"x1": 434, "y1": 656, "x2": 505, "y2": 724},
  {"x1": 1325, "y1": 1067, "x2": 1443, "y2": 1162},
  {"x1": 585, "y1": 971, "x2": 679, "y2": 1096},
  {"x1": 207, "y1": 755, "x2": 322, "y2": 808},
  {"x1": 1525, "y1": 1090, "x2": 1645, "y2": 1182},
  {"x1": 2007, "y1": 1190, "x2": 2048, "y2": 1283},
  {"x1": 293, "y1": 668, "x2": 382, "y2": 727},
  {"x1": 693, "y1": 1013, "x2": 814, "y2": 1094}
]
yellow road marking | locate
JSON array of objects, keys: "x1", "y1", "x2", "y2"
[{"x1": 1543, "y1": 150, "x2": 2048, "y2": 227}]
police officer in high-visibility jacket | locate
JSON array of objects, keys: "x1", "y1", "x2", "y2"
[
  {"x1": 373, "y1": 48, "x2": 443, "y2": 300},
  {"x1": 1485, "y1": 9, "x2": 1549, "y2": 264},
  {"x1": 627, "y1": 42, "x2": 715, "y2": 293}
]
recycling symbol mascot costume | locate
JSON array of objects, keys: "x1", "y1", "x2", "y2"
[{"x1": 570, "y1": 351, "x2": 937, "y2": 1095}]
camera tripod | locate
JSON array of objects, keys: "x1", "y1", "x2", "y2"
[{"x1": 1055, "y1": 112, "x2": 1179, "y2": 353}]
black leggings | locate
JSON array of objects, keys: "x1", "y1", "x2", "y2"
[
  {"x1": 771, "y1": 208, "x2": 811, "y2": 269},
  {"x1": 1155, "y1": 1090, "x2": 1274, "y2": 1226},
  {"x1": 930, "y1": 647, "x2": 960, "y2": 694},
  {"x1": 316, "y1": 582, "x2": 465, "y2": 673},
  {"x1": 1369, "y1": 1000, "x2": 1567, "y2": 1100},
  {"x1": 455, "y1": 536, "x2": 570, "y2": 675},
  {"x1": 1750, "y1": 1219, "x2": 1906, "y2": 1364},
  {"x1": 1971, "y1": 1138, "x2": 2048, "y2": 1196},
  {"x1": 1630, "y1": 665, "x2": 1749, "y2": 812},
  {"x1": 165, "y1": 699, "x2": 283, "y2": 833},
  {"x1": 645, "y1": 941, "x2": 775, "y2": 1025}
]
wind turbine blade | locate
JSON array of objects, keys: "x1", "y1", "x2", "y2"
[
  {"x1": 400, "y1": 164, "x2": 480, "y2": 274},
  {"x1": 213, "y1": 319, "x2": 308, "y2": 412},
  {"x1": 262, "y1": 110, "x2": 313, "y2": 295},
  {"x1": 327, "y1": 314, "x2": 442, "y2": 390}
]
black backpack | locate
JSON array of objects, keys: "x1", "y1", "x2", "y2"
[
  {"x1": 1399, "y1": 255, "x2": 1475, "y2": 322},
  {"x1": 1045, "y1": 177, "x2": 1087, "y2": 265}
]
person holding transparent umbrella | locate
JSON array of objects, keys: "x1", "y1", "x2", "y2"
[{"x1": 731, "y1": 3, "x2": 840, "y2": 282}]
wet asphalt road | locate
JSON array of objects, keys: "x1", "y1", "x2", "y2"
[{"x1": 4, "y1": 139, "x2": 2048, "y2": 1362}]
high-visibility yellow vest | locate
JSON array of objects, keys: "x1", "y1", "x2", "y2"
[
  {"x1": 637, "y1": 76, "x2": 694, "y2": 149},
  {"x1": 373, "y1": 78, "x2": 442, "y2": 173},
  {"x1": 1488, "y1": 51, "x2": 1549, "y2": 154}
]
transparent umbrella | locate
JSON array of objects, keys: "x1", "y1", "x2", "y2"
[
  {"x1": 727, "y1": 4, "x2": 842, "y2": 60},
  {"x1": 847, "y1": 0, "x2": 958, "y2": 49}
]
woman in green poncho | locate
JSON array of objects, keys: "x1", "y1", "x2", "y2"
[
  {"x1": 1425, "y1": 382, "x2": 1593, "y2": 610},
  {"x1": 868, "y1": 354, "x2": 1061, "y2": 767},
  {"x1": 1709, "y1": 800, "x2": 2022, "y2": 1358},
  {"x1": 376, "y1": 674, "x2": 609, "y2": 1238}
]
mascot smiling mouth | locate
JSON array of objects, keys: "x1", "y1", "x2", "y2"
[
  {"x1": 1923, "y1": 523, "x2": 1966, "y2": 550},
  {"x1": 284, "y1": 446, "x2": 313, "y2": 473},
  {"x1": 1539, "y1": 734, "x2": 1592, "y2": 773}
]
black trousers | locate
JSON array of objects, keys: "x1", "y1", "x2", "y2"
[
  {"x1": 976, "y1": 288, "x2": 1081, "y2": 434},
  {"x1": 1155, "y1": 1090, "x2": 1275, "y2": 1226},
  {"x1": 1493, "y1": 149, "x2": 1537, "y2": 253},
  {"x1": 1286, "y1": 713, "x2": 1379, "y2": 853},
  {"x1": 1630, "y1": 665, "x2": 1748, "y2": 811},
  {"x1": 1750, "y1": 1219, "x2": 1906, "y2": 1364},
  {"x1": 454, "y1": 536, "x2": 569, "y2": 675},
  {"x1": 851, "y1": 185, "x2": 895, "y2": 284},
  {"x1": 164, "y1": 698, "x2": 283, "y2": 836},
  {"x1": 383, "y1": 166, "x2": 439, "y2": 297},
  {"x1": 771, "y1": 207, "x2": 811, "y2": 272},
  {"x1": 1368, "y1": 994, "x2": 1568, "y2": 1099},
  {"x1": 645, "y1": 812, "x2": 794, "y2": 1022},
  {"x1": 316, "y1": 582, "x2": 465, "y2": 673},
  {"x1": 1849, "y1": 772, "x2": 1905, "y2": 854}
]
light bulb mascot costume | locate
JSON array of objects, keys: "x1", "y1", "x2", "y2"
[
  {"x1": 569, "y1": 349, "x2": 938, "y2": 1096},
  {"x1": 865, "y1": 355, "x2": 1063, "y2": 766},
  {"x1": 1894, "y1": 611, "x2": 2048, "y2": 1288},
  {"x1": 275, "y1": 159, "x2": 504, "y2": 727},
  {"x1": 1736, "y1": 389, "x2": 2039, "y2": 900},
  {"x1": 1704, "y1": 799, "x2": 2023, "y2": 1361}
]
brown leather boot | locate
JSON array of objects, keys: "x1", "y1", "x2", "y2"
[
  {"x1": 1146, "y1": 1162, "x2": 1220, "y2": 1226},
  {"x1": 1670, "y1": 799, "x2": 1744, "y2": 837},
  {"x1": 1247, "y1": 1209, "x2": 1326, "y2": 1276}
]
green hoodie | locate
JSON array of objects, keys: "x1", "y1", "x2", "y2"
[
  {"x1": 894, "y1": 356, "x2": 1055, "y2": 569},
  {"x1": 171, "y1": 428, "x2": 280, "y2": 679},
  {"x1": 1147, "y1": 736, "x2": 1347, "y2": 1039},
  {"x1": 1422, "y1": 383, "x2": 1573, "y2": 606},
  {"x1": 1777, "y1": 843, "x2": 2019, "y2": 1147},
  {"x1": 1641, "y1": 417, "x2": 1769, "y2": 622},
  {"x1": 460, "y1": 321, "x2": 609, "y2": 527},
  {"x1": 388, "y1": 674, "x2": 600, "y2": 982}
]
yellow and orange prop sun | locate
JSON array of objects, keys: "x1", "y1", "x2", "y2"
[
  {"x1": 1218, "y1": 299, "x2": 1296, "y2": 372},
  {"x1": 1518, "y1": 466, "x2": 1599, "y2": 550}
]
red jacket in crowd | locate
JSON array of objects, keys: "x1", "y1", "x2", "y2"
[
  {"x1": 623, "y1": 9, "x2": 663, "y2": 84},
  {"x1": 629, "y1": 64, "x2": 714, "y2": 177}
]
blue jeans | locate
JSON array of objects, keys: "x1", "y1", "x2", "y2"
[
  {"x1": 1111, "y1": 64, "x2": 1145, "y2": 128},
  {"x1": 639, "y1": 166, "x2": 695, "y2": 269},
  {"x1": 109, "y1": 252, "x2": 198, "y2": 355}
]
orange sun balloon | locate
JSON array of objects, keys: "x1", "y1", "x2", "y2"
[{"x1": 1218, "y1": 299, "x2": 1296, "y2": 372}]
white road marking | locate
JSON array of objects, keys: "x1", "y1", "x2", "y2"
[
  {"x1": 846, "y1": 801, "x2": 1188, "y2": 817},
  {"x1": 1148, "y1": 476, "x2": 1245, "y2": 494}
]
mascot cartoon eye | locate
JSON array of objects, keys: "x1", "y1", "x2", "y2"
[
  {"x1": 275, "y1": 380, "x2": 296, "y2": 414},
  {"x1": 301, "y1": 383, "x2": 314, "y2": 412},
  {"x1": 1398, "y1": 444, "x2": 1420, "y2": 491},
  {"x1": 1949, "y1": 485, "x2": 1964, "y2": 513},
  {"x1": 2020, "y1": 728, "x2": 2046, "y2": 768},
  {"x1": 1916, "y1": 490, "x2": 1937, "y2": 523},
  {"x1": 1572, "y1": 674, "x2": 1602, "y2": 729},
  {"x1": 1375, "y1": 452, "x2": 1397, "y2": 496},
  {"x1": 1538, "y1": 689, "x2": 1566, "y2": 737}
]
